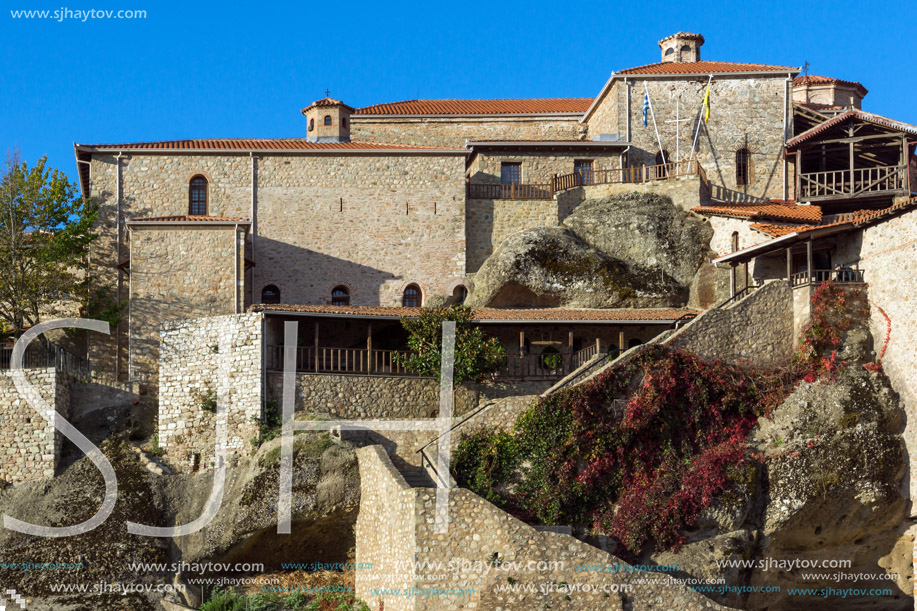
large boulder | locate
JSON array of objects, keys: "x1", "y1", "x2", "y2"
[
  {"x1": 466, "y1": 192, "x2": 713, "y2": 309},
  {"x1": 464, "y1": 226, "x2": 685, "y2": 308}
]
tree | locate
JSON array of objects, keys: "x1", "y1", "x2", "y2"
[
  {"x1": 395, "y1": 305, "x2": 506, "y2": 383},
  {"x1": 0, "y1": 152, "x2": 109, "y2": 335}
]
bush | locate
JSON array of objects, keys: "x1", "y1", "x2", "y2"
[
  {"x1": 251, "y1": 400, "x2": 283, "y2": 449},
  {"x1": 395, "y1": 305, "x2": 506, "y2": 383},
  {"x1": 452, "y1": 429, "x2": 521, "y2": 506}
]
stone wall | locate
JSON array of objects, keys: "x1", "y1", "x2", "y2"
[
  {"x1": 129, "y1": 224, "x2": 246, "y2": 388},
  {"x1": 355, "y1": 445, "x2": 729, "y2": 610},
  {"x1": 587, "y1": 75, "x2": 792, "y2": 201},
  {"x1": 467, "y1": 150, "x2": 622, "y2": 185},
  {"x1": 350, "y1": 116, "x2": 583, "y2": 147},
  {"x1": 87, "y1": 150, "x2": 468, "y2": 380},
  {"x1": 0, "y1": 368, "x2": 69, "y2": 483},
  {"x1": 157, "y1": 313, "x2": 263, "y2": 472},
  {"x1": 836, "y1": 208, "x2": 917, "y2": 505},
  {"x1": 668, "y1": 279, "x2": 793, "y2": 367},
  {"x1": 558, "y1": 174, "x2": 708, "y2": 212}
]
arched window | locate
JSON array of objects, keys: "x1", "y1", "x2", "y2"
[
  {"x1": 331, "y1": 285, "x2": 350, "y2": 306},
  {"x1": 731, "y1": 231, "x2": 739, "y2": 251},
  {"x1": 452, "y1": 285, "x2": 468, "y2": 305},
  {"x1": 736, "y1": 148, "x2": 750, "y2": 186},
  {"x1": 189, "y1": 176, "x2": 208, "y2": 216},
  {"x1": 402, "y1": 284, "x2": 421, "y2": 308},
  {"x1": 680, "y1": 45, "x2": 691, "y2": 53},
  {"x1": 324, "y1": 115, "x2": 332, "y2": 126},
  {"x1": 665, "y1": 47, "x2": 675, "y2": 56},
  {"x1": 261, "y1": 285, "x2": 280, "y2": 305}
]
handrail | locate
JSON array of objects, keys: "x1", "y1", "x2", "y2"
[
  {"x1": 799, "y1": 165, "x2": 905, "y2": 200},
  {"x1": 790, "y1": 269, "x2": 865, "y2": 287},
  {"x1": 551, "y1": 158, "x2": 702, "y2": 194},
  {"x1": 415, "y1": 400, "x2": 497, "y2": 455},
  {"x1": 466, "y1": 182, "x2": 553, "y2": 200},
  {"x1": 0, "y1": 342, "x2": 91, "y2": 378},
  {"x1": 265, "y1": 345, "x2": 417, "y2": 376},
  {"x1": 714, "y1": 284, "x2": 759, "y2": 309}
]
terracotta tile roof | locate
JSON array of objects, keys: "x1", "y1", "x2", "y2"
[
  {"x1": 247, "y1": 304, "x2": 696, "y2": 322},
  {"x1": 301, "y1": 97, "x2": 355, "y2": 113},
  {"x1": 748, "y1": 197, "x2": 917, "y2": 239},
  {"x1": 793, "y1": 74, "x2": 868, "y2": 95},
  {"x1": 750, "y1": 223, "x2": 805, "y2": 237},
  {"x1": 692, "y1": 202, "x2": 822, "y2": 223},
  {"x1": 786, "y1": 109, "x2": 917, "y2": 148},
  {"x1": 353, "y1": 98, "x2": 593, "y2": 116},
  {"x1": 75, "y1": 139, "x2": 464, "y2": 152},
  {"x1": 617, "y1": 60, "x2": 797, "y2": 76},
  {"x1": 128, "y1": 215, "x2": 250, "y2": 223}
]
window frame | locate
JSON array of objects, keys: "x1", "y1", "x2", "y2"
[
  {"x1": 736, "y1": 148, "x2": 750, "y2": 186},
  {"x1": 189, "y1": 175, "x2": 208, "y2": 216},
  {"x1": 331, "y1": 285, "x2": 350, "y2": 306},
  {"x1": 500, "y1": 162, "x2": 522, "y2": 185},
  {"x1": 402, "y1": 284, "x2": 422, "y2": 308},
  {"x1": 574, "y1": 159, "x2": 595, "y2": 185},
  {"x1": 323, "y1": 115, "x2": 333, "y2": 126}
]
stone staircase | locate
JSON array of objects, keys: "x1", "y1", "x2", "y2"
[{"x1": 399, "y1": 465, "x2": 436, "y2": 488}]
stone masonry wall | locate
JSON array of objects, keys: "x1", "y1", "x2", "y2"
[
  {"x1": 129, "y1": 224, "x2": 245, "y2": 389},
  {"x1": 838, "y1": 209, "x2": 917, "y2": 506},
  {"x1": 668, "y1": 279, "x2": 793, "y2": 367},
  {"x1": 158, "y1": 313, "x2": 263, "y2": 472},
  {"x1": 0, "y1": 368, "x2": 69, "y2": 483},
  {"x1": 588, "y1": 76, "x2": 792, "y2": 201},
  {"x1": 558, "y1": 174, "x2": 708, "y2": 212},
  {"x1": 355, "y1": 445, "x2": 729, "y2": 610},
  {"x1": 87, "y1": 151, "x2": 467, "y2": 380},
  {"x1": 350, "y1": 116, "x2": 583, "y2": 147}
]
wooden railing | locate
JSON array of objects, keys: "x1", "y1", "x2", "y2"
[
  {"x1": 571, "y1": 343, "x2": 600, "y2": 369},
  {"x1": 790, "y1": 269, "x2": 866, "y2": 287},
  {"x1": 466, "y1": 182, "x2": 553, "y2": 200},
  {"x1": 266, "y1": 345, "x2": 416, "y2": 376},
  {"x1": 799, "y1": 165, "x2": 906, "y2": 201},
  {"x1": 552, "y1": 158, "x2": 704, "y2": 194}
]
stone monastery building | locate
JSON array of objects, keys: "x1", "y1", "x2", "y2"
[{"x1": 64, "y1": 32, "x2": 917, "y2": 491}]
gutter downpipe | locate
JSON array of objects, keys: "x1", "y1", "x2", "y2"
[{"x1": 250, "y1": 152, "x2": 257, "y2": 306}]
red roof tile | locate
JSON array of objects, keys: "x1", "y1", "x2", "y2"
[
  {"x1": 129, "y1": 215, "x2": 250, "y2": 223},
  {"x1": 353, "y1": 98, "x2": 593, "y2": 116},
  {"x1": 75, "y1": 139, "x2": 465, "y2": 152},
  {"x1": 617, "y1": 60, "x2": 797, "y2": 76},
  {"x1": 748, "y1": 198, "x2": 917, "y2": 239},
  {"x1": 793, "y1": 75, "x2": 867, "y2": 95},
  {"x1": 301, "y1": 97, "x2": 355, "y2": 113},
  {"x1": 692, "y1": 202, "x2": 822, "y2": 223},
  {"x1": 786, "y1": 109, "x2": 917, "y2": 148},
  {"x1": 247, "y1": 304, "x2": 696, "y2": 322}
]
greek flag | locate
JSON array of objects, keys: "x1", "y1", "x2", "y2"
[{"x1": 642, "y1": 91, "x2": 649, "y2": 127}]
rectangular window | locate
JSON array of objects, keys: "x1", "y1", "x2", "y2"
[
  {"x1": 574, "y1": 160, "x2": 594, "y2": 185},
  {"x1": 500, "y1": 162, "x2": 522, "y2": 185}
]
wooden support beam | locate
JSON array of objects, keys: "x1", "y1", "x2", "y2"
[
  {"x1": 807, "y1": 239, "x2": 814, "y2": 286},
  {"x1": 519, "y1": 330, "x2": 525, "y2": 356},
  {"x1": 568, "y1": 331, "x2": 574, "y2": 349},
  {"x1": 618, "y1": 328, "x2": 625, "y2": 356},
  {"x1": 730, "y1": 263, "x2": 737, "y2": 297},
  {"x1": 786, "y1": 247, "x2": 792, "y2": 285},
  {"x1": 314, "y1": 321, "x2": 320, "y2": 373}
]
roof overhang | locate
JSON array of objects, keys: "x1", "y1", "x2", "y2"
[
  {"x1": 254, "y1": 308, "x2": 682, "y2": 324},
  {"x1": 712, "y1": 224, "x2": 854, "y2": 265},
  {"x1": 73, "y1": 145, "x2": 470, "y2": 156},
  {"x1": 126, "y1": 219, "x2": 252, "y2": 227},
  {"x1": 466, "y1": 140, "x2": 630, "y2": 149},
  {"x1": 351, "y1": 112, "x2": 585, "y2": 120}
]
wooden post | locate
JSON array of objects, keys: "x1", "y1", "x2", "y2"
[
  {"x1": 595, "y1": 337, "x2": 601, "y2": 353},
  {"x1": 729, "y1": 263, "x2": 736, "y2": 297},
  {"x1": 618, "y1": 328, "x2": 625, "y2": 356},
  {"x1": 367, "y1": 323, "x2": 373, "y2": 373},
  {"x1": 795, "y1": 151, "x2": 802, "y2": 200},
  {"x1": 848, "y1": 133, "x2": 855, "y2": 194},
  {"x1": 786, "y1": 247, "x2": 792, "y2": 285},
  {"x1": 314, "y1": 321, "x2": 319, "y2": 373},
  {"x1": 568, "y1": 331, "x2": 574, "y2": 350},
  {"x1": 519, "y1": 330, "x2": 525, "y2": 356},
  {"x1": 806, "y1": 238, "x2": 814, "y2": 286}
]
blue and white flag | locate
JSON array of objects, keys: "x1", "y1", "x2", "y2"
[{"x1": 642, "y1": 91, "x2": 649, "y2": 127}]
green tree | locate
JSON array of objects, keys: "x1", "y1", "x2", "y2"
[
  {"x1": 0, "y1": 152, "x2": 112, "y2": 335},
  {"x1": 395, "y1": 304, "x2": 506, "y2": 383}
]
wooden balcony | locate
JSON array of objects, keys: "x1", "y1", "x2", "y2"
[
  {"x1": 790, "y1": 268, "x2": 866, "y2": 287},
  {"x1": 466, "y1": 183, "x2": 553, "y2": 200},
  {"x1": 798, "y1": 165, "x2": 907, "y2": 201},
  {"x1": 266, "y1": 345, "x2": 417, "y2": 376}
]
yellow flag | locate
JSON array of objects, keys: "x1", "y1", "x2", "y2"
[{"x1": 703, "y1": 84, "x2": 711, "y2": 123}]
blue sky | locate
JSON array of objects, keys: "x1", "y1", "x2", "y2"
[{"x1": 1, "y1": 0, "x2": 913, "y2": 182}]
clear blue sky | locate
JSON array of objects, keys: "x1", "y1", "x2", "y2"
[{"x1": 2, "y1": 0, "x2": 914, "y2": 183}]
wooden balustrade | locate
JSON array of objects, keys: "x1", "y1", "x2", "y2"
[
  {"x1": 799, "y1": 165, "x2": 905, "y2": 201},
  {"x1": 266, "y1": 346, "x2": 416, "y2": 375},
  {"x1": 466, "y1": 182, "x2": 553, "y2": 200},
  {"x1": 790, "y1": 269, "x2": 866, "y2": 287}
]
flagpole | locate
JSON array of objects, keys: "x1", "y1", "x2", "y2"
[
  {"x1": 690, "y1": 74, "x2": 714, "y2": 158},
  {"x1": 645, "y1": 82, "x2": 666, "y2": 165}
]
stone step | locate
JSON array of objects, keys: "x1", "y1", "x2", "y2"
[{"x1": 400, "y1": 468, "x2": 435, "y2": 488}]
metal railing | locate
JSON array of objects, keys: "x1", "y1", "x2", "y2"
[
  {"x1": 714, "y1": 285, "x2": 759, "y2": 309},
  {"x1": 0, "y1": 342, "x2": 91, "y2": 378},
  {"x1": 799, "y1": 165, "x2": 906, "y2": 200},
  {"x1": 266, "y1": 345, "x2": 417, "y2": 376},
  {"x1": 790, "y1": 269, "x2": 866, "y2": 287}
]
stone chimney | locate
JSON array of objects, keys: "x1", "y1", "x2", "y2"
[
  {"x1": 301, "y1": 96, "x2": 354, "y2": 143},
  {"x1": 658, "y1": 32, "x2": 704, "y2": 63}
]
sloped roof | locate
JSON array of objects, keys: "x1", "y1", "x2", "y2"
[
  {"x1": 247, "y1": 304, "x2": 696, "y2": 322},
  {"x1": 692, "y1": 202, "x2": 823, "y2": 223},
  {"x1": 127, "y1": 215, "x2": 250, "y2": 224},
  {"x1": 301, "y1": 97, "x2": 355, "y2": 113},
  {"x1": 353, "y1": 98, "x2": 593, "y2": 116},
  {"x1": 617, "y1": 60, "x2": 798, "y2": 76},
  {"x1": 786, "y1": 109, "x2": 917, "y2": 148},
  {"x1": 793, "y1": 74, "x2": 868, "y2": 96},
  {"x1": 75, "y1": 139, "x2": 464, "y2": 152}
]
